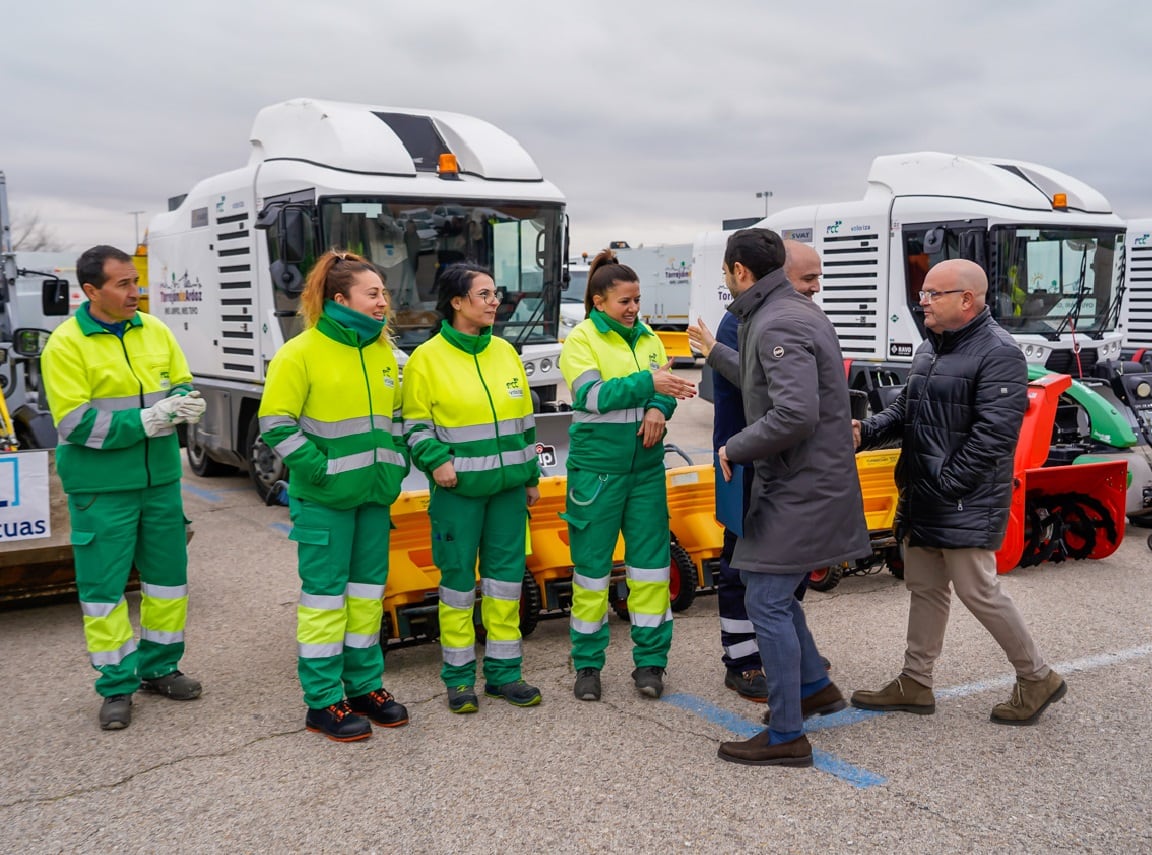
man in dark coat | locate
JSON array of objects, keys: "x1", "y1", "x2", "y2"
[
  {"x1": 693, "y1": 228, "x2": 870, "y2": 767},
  {"x1": 851, "y1": 259, "x2": 1066, "y2": 725}
]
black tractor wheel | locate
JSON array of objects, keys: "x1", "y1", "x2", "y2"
[
  {"x1": 669, "y1": 542, "x2": 698, "y2": 612},
  {"x1": 807, "y1": 564, "x2": 843, "y2": 592},
  {"x1": 519, "y1": 571, "x2": 542, "y2": 637},
  {"x1": 884, "y1": 545, "x2": 905, "y2": 580},
  {"x1": 186, "y1": 421, "x2": 237, "y2": 477},
  {"x1": 246, "y1": 412, "x2": 288, "y2": 502}
]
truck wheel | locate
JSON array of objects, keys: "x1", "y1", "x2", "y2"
[
  {"x1": 885, "y1": 545, "x2": 905, "y2": 580},
  {"x1": 519, "y1": 571, "x2": 542, "y2": 637},
  {"x1": 669, "y1": 542, "x2": 697, "y2": 612},
  {"x1": 807, "y1": 565, "x2": 843, "y2": 592},
  {"x1": 246, "y1": 412, "x2": 287, "y2": 502},
  {"x1": 186, "y1": 421, "x2": 237, "y2": 477},
  {"x1": 608, "y1": 579, "x2": 630, "y2": 621}
]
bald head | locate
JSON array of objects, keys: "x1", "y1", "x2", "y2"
[
  {"x1": 783, "y1": 240, "x2": 822, "y2": 298},
  {"x1": 920, "y1": 259, "x2": 988, "y2": 333}
]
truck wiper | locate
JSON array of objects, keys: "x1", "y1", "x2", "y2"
[
  {"x1": 1053, "y1": 250, "x2": 1089, "y2": 338},
  {"x1": 510, "y1": 277, "x2": 559, "y2": 348},
  {"x1": 1094, "y1": 242, "x2": 1126, "y2": 336}
]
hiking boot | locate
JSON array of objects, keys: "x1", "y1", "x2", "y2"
[
  {"x1": 484, "y1": 680, "x2": 542, "y2": 707},
  {"x1": 140, "y1": 670, "x2": 202, "y2": 700},
  {"x1": 447, "y1": 685, "x2": 479, "y2": 714},
  {"x1": 990, "y1": 670, "x2": 1067, "y2": 726},
  {"x1": 99, "y1": 694, "x2": 133, "y2": 730},
  {"x1": 574, "y1": 668, "x2": 602, "y2": 702},
  {"x1": 725, "y1": 668, "x2": 768, "y2": 702},
  {"x1": 632, "y1": 666, "x2": 665, "y2": 699},
  {"x1": 851, "y1": 674, "x2": 935, "y2": 714},
  {"x1": 305, "y1": 700, "x2": 371, "y2": 742},
  {"x1": 761, "y1": 682, "x2": 848, "y2": 725},
  {"x1": 348, "y1": 688, "x2": 409, "y2": 727},
  {"x1": 718, "y1": 731, "x2": 813, "y2": 767}
]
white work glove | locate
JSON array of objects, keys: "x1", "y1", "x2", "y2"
[
  {"x1": 175, "y1": 390, "x2": 207, "y2": 424},
  {"x1": 140, "y1": 394, "x2": 184, "y2": 438}
]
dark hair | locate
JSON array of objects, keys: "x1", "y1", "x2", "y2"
[
  {"x1": 585, "y1": 249, "x2": 639, "y2": 317},
  {"x1": 300, "y1": 249, "x2": 390, "y2": 328},
  {"x1": 76, "y1": 245, "x2": 132, "y2": 289},
  {"x1": 723, "y1": 228, "x2": 786, "y2": 281},
  {"x1": 435, "y1": 262, "x2": 493, "y2": 328}
]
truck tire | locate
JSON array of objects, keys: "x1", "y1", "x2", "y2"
[
  {"x1": 246, "y1": 412, "x2": 287, "y2": 502},
  {"x1": 807, "y1": 565, "x2": 843, "y2": 592},
  {"x1": 186, "y1": 421, "x2": 237, "y2": 477},
  {"x1": 669, "y1": 542, "x2": 697, "y2": 612}
]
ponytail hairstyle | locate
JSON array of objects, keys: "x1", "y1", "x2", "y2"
[
  {"x1": 435, "y1": 261, "x2": 493, "y2": 330},
  {"x1": 584, "y1": 249, "x2": 639, "y2": 317},
  {"x1": 300, "y1": 248, "x2": 393, "y2": 332}
]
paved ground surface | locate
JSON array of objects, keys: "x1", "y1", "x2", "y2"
[{"x1": 2, "y1": 367, "x2": 1151, "y2": 853}]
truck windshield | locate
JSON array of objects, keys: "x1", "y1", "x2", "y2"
[
  {"x1": 990, "y1": 226, "x2": 1123, "y2": 339},
  {"x1": 319, "y1": 199, "x2": 563, "y2": 352}
]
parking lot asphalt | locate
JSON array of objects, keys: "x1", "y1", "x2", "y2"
[{"x1": 2, "y1": 367, "x2": 1150, "y2": 853}]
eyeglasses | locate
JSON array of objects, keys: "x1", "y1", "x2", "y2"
[
  {"x1": 469, "y1": 289, "x2": 504, "y2": 304},
  {"x1": 918, "y1": 289, "x2": 966, "y2": 302}
]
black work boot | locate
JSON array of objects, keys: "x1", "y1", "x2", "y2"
[
  {"x1": 574, "y1": 668, "x2": 602, "y2": 701},
  {"x1": 99, "y1": 694, "x2": 133, "y2": 731},
  {"x1": 305, "y1": 700, "x2": 372, "y2": 742},
  {"x1": 348, "y1": 688, "x2": 410, "y2": 727},
  {"x1": 632, "y1": 666, "x2": 665, "y2": 698},
  {"x1": 140, "y1": 670, "x2": 202, "y2": 700}
]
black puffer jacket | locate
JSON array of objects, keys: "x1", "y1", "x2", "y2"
[{"x1": 859, "y1": 308, "x2": 1027, "y2": 550}]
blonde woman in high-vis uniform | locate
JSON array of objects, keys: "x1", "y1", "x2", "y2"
[
  {"x1": 401, "y1": 262, "x2": 542, "y2": 714},
  {"x1": 259, "y1": 250, "x2": 409, "y2": 742},
  {"x1": 559, "y1": 249, "x2": 696, "y2": 702}
]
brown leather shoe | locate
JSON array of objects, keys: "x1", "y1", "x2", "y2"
[
  {"x1": 850, "y1": 674, "x2": 935, "y2": 714},
  {"x1": 762, "y1": 682, "x2": 847, "y2": 725},
  {"x1": 990, "y1": 669, "x2": 1066, "y2": 726},
  {"x1": 718, "y1": 732, "x2": 813, "y2": 767}
]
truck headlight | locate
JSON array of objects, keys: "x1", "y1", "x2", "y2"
[
  {"x1": 524, "y1": 361, "x2": 536, "y2": 377},
  {"x1": 539, "y1": 358, "x2": 552, "y2": 373}
]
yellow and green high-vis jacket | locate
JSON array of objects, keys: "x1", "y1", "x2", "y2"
[
  {"x1": 559, "y1": 310, "x2": 676, "y2": 473},
  {"x1": 259, "y1": 314, "x2": 408, "y2": 510},
  {"x1": 401, "y1": 321, "x2": 539, "y2": 498},
  {"x1": 41, "y1": 305, "x2": 193, "y2": 493}
]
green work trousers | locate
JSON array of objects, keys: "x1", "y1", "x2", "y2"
[
  {"x1": 430, "y1": 486, "x2": 527, "y2": 688},
  {"x1": 69, "y1": 480, "x2": 189, "y2": 698},
  {"x1": 564, "y1": 465, "x2": 672, "y2": 671},
  {"x1": 289, "y1": 497, "x2": 391, "y2": 709}
]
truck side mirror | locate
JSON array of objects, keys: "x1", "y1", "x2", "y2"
[
  {"x1": 281, "y1": 208, "x2": 308, "y2": 264},
  {"x1": 923, "y1": 227, "x2": 946, "y2": 255},
  {"x1": 12, "y1": 328, "x2": 52, "y2": 358},
  {"x1": 41, "y1": 277, "x2": 70, "y2": 316}
]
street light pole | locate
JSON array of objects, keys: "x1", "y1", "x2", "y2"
[
  {"x1": 755, "y1": 190, "x2": 773, "y2": 218},
  {"x1": 128, "y1": 210, "x2": 145, "y2": 247}
]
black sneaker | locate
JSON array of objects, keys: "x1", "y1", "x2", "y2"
[
  {"x1": 447, "y1": 685, "x2": 479, "y2": 714},
  {"x1": 99, "y1": 694, "x2": 133, "y2": 730},
  {"x1": 305, "y1": 700, "x2": 372, "y2": 742},
  {"x1": 348, "y1": 688, "x2": 409, "y2": 727},
  {"x1": 140, "y1": 670, "x2": 202, "y2": 700},
  {"x1": 484, "y1": 680, "x2": 542, "y2": 707},
  {"x1": 574, "y1": 668, "x2": 602, "y2": 702},
  {"x1": 265, "y1": 480, "x2": 289, "y2": 507},
  {"x1": 725, "y1": 668, "x2": 768, "y2": 702},
  {"x1": 632, "y1": 666, "x2": 665, "y2": 699}
]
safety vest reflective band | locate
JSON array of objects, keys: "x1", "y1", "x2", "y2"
[
  {"x1": 401, "y1": 324, "x2": 538, "y2": 498},
  {"x1": 438, "y1": 585, "x2": 477, "y2": 611},
  {"x1": 344, "y1": 631, "x2": 380, "y2": 649},
  {"x1": 90, "y1": 638, "x2": 136, "y2": 667},
  {"x1": 481, "y1": 578, "x2": 522, "y2": 601},
  {"x1": 572, "y1": 572, "x2": 611, "y2": 592},
  {"x1": 626, "y1": 565, "x2": 670, "y2": 583},
  {"x1": 570, "y1": 614, "x2": 609, "y2": 635},
  {"x1": 442, "y1": 646, "x2": 477, "y2": 666},
  {"x1": 630, "y1": 608, "x2": 673, "y2": 628},
  {"x1": 720, "y1": 617, "x2": 755, "y2": 634},
  {"x1": 347, "y1": 582, "x2": 385, "y2": 600},
  {"x1": 259, "y1": 314, "x2": 408, "y2": 511},
  {"x1": 484, "y1": 639, "x2": 522, "y2": 660},
  {"x1": 141, "y1": 628, "x2": 184, "y2": 644},
  {"x1": 724, "y1": 639, "x2": 761, "y2": 659},
  {"x1": 572, "y1": 409, "x2": 647, "y2": 425},
  {"x1": 41, "y1": 305, "x2": 192, "y2": 493},
  {"x1": 298, "y1": 641, "x2": 344, "y2": 659},
  {"x1": 300, "y1": 592, "x2": 346, "y2": 610}
]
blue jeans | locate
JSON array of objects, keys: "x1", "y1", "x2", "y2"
[{"x1": 741, "y1": 569, "x2": 829, "y2": 734}]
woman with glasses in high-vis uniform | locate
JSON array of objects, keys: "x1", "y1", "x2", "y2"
[
  {"x1": 259, "y1": 249, "x2": 410, "y2": 742},
  {"x1": 559, "y1": 249, "x2": 696, "y2": 703},
  {"x1": 401, "y1": 262, "x2": 542, "y2": 714}
]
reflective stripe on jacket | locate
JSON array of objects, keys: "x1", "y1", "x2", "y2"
[
  {"x1": 41, "y1": 305, "x2": 192, "y2": 493},
  {"x1": 259, "y1": 315, "x2": 408, "y2": 510},
  {"x1": 559, "y1": 310, "x2": 676, "y2": 473},
  {"x1": 401, "y1": 322, "x2": 538, "y2": 498}
]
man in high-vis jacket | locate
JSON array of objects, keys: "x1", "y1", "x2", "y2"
[{"x1": 42, "y1": 245, "x2": 207, "y2": 731}]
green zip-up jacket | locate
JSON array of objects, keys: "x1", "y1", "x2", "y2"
[
  {"x1": 401, "y1": 321, "x2": 539, "y2": 498},
  {"x1": 41, "y1": 305, "x2": 194, "y2": 494},
  {"x1": 559, "y1": 310, "x2": 676, "y2": 474},
  {"x1": 259, "y1": 305, "x2": 408, "y2": 511}
]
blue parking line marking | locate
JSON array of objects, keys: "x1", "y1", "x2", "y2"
[
  {"x1": 662, "y1": 692, "x2": 887, "y2": 788},
  {"x1": 182, "y1": 483, "x2": 222, "y2": 502},
  {"x1": 269, "y1": 522, "x2": 291, "y2": 535}
]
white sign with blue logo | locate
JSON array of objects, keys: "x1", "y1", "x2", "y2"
[{"x1": 0, "y1": 451, "x2": 51, "y2": 541}]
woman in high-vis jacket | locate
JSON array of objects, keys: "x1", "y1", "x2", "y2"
[
  {"x1": 259, "y1": 250, "x2": 409, "y2": 743},
  {"x1": 401, "y1": 262, "x2": 542, "y2": 714},
  {"x1": 559, "y1": 249, "x2": 696, "y2": 703}
]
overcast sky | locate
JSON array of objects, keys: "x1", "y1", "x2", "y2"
[{"x1": 4, "y1": 0, "x2": 1151, "y2": 257}]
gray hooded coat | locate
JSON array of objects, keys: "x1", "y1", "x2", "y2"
[{"x1": 707, "y1": 269, "x2": 871, "y2": 574}]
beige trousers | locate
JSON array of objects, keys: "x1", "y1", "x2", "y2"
[{"x1": 902, "y1": 542, "x2": 1049, "y2": 687}]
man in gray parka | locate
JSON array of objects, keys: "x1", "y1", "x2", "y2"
[{"x1": 693, "y1": 229, "x2": 870, "y2": 767}]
